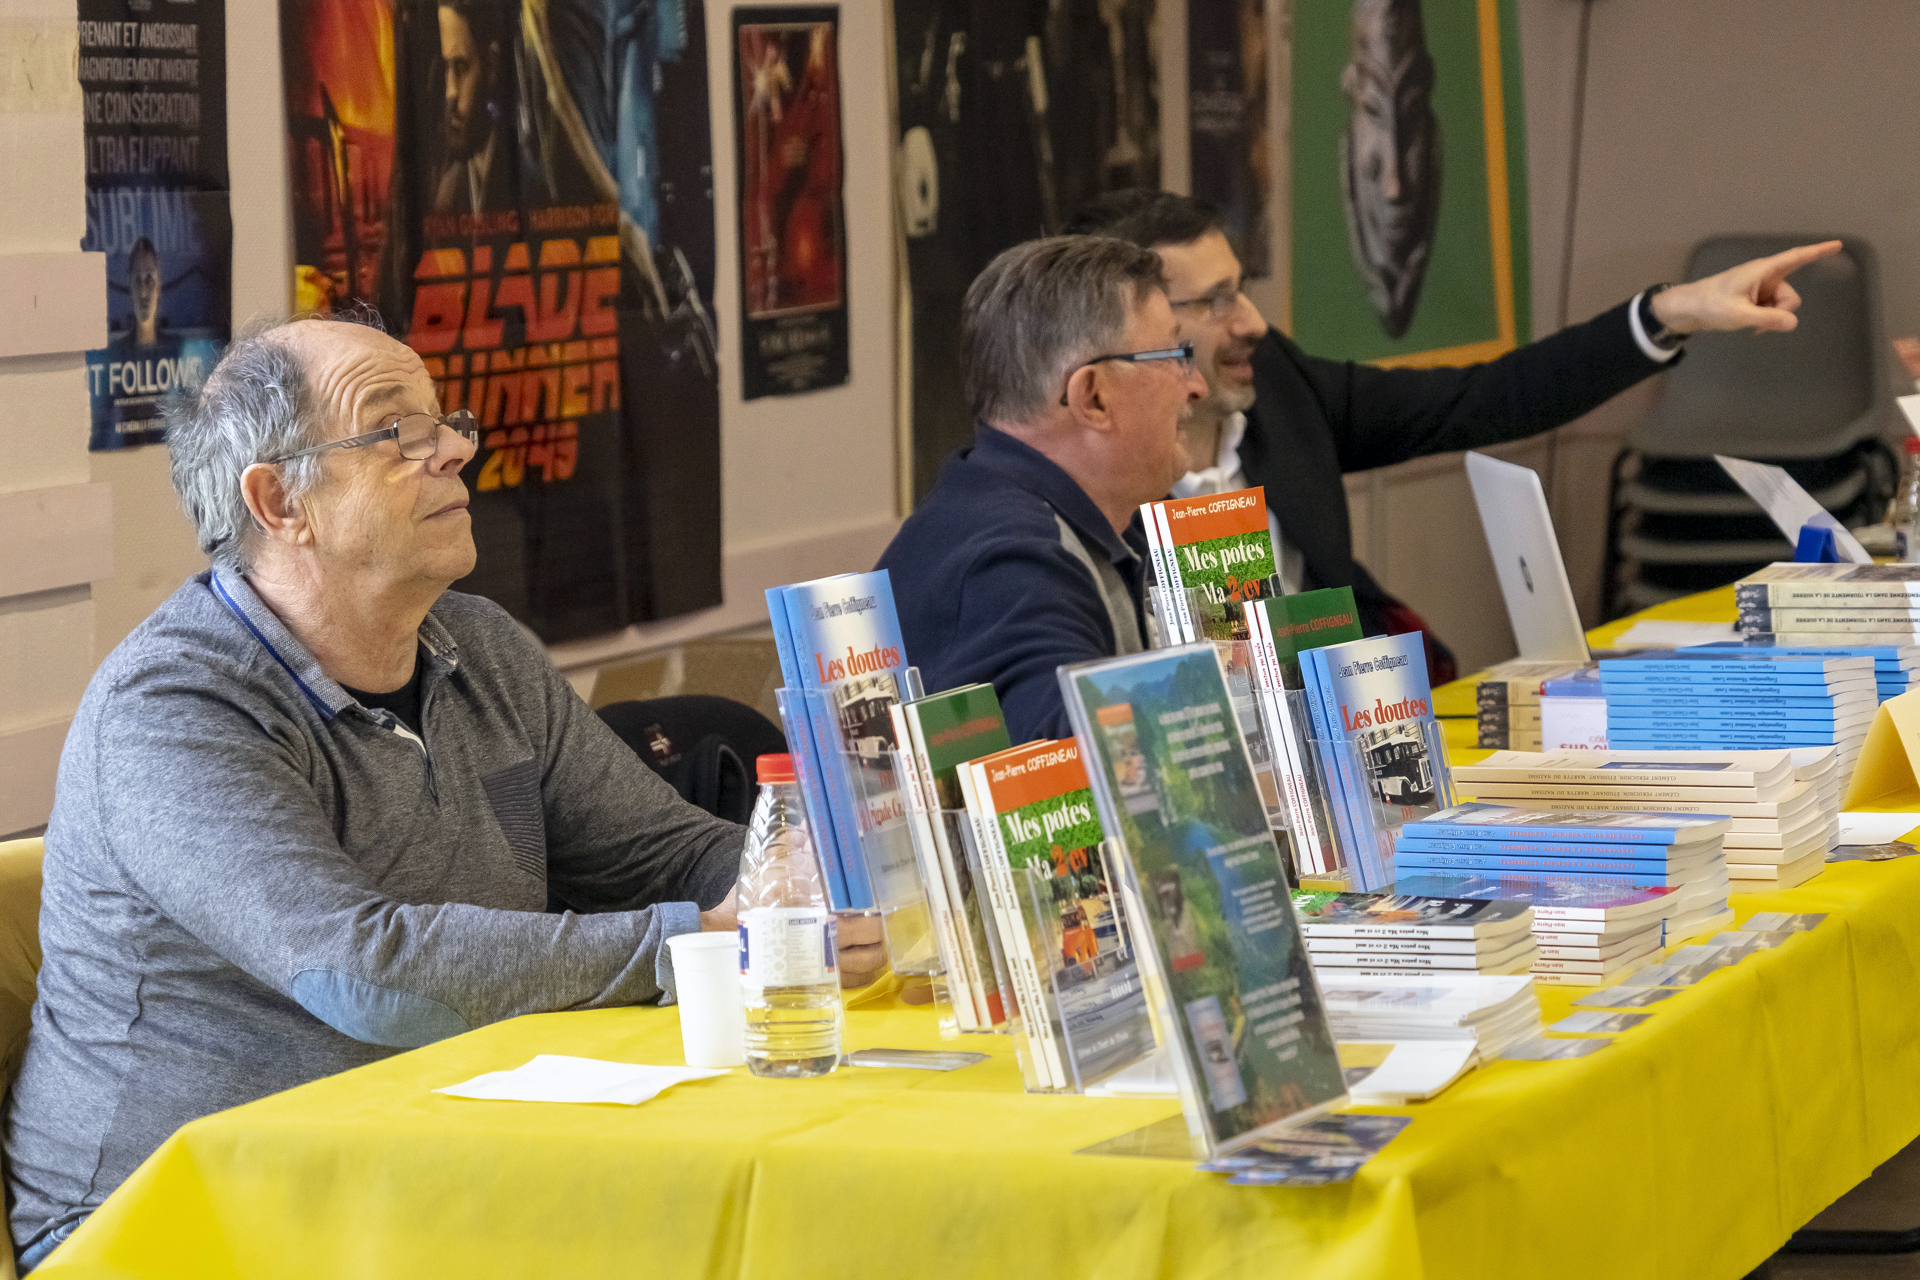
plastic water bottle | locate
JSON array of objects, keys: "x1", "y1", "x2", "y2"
[
  {"x1": 738, "y1": 754, "x2": 842, "y2": 1078},
  {"x1": 1895, "y1": 436, "x2": 1920, "y2": 562}
]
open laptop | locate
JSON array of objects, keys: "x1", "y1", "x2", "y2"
[{"x1": 1463, "y1": 451, "x2": 1591, "y2": 662}]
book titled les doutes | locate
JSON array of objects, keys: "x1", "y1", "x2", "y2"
[
  {"x1": 1300, "y1": 632, "x2": 1446, "y2": 891},
  {"x1": 767, "y1": 572, "x2": 915, "y2": 914}
]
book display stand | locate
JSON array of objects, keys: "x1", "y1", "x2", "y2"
[
  {"x1": 1308, "y1": 716, "x2": 1456, "y2": 891},
  {"x1": 773, "y1": 681, "x2": 956, "y2": 1028},
  {"x1": 894, "y1": 788, "x2": 1011, "y2": 1041}
]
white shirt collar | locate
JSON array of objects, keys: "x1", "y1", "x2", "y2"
[{"x1": 1170, "y1": 411, "x2": 1249, "y2": 499}]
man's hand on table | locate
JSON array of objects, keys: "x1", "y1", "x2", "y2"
[
  {"x1": 836, "y1": 913, "x2": 888, "y2": 989},
  {"x1": 698, "y1": 886, "x2": 739, "y2": 934}
]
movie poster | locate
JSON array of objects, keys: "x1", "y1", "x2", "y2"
[
  {"x1": 1290, "y1": 0, "x2": 1529, "y2": 365},
  {"x1": 281, "y1": 0, "x2": 722, "y2": 641},
  {"x1": 891, "y1": 0, "x2": 1159, "y2": 499},
  {"x1": 78, "y1": 0, "x2": 231, "y2": 451},
  {"x1": 732, "y1": 7, "x2": 848, "y2": 400},
  {"x1": 1188, "y1": 0, "x2": 1270, "y2": 279}
]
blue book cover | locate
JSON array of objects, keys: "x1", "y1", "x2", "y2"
[
  {"x1": 1304, "y1": 633, "x2": 1444, "y2": 890},
  {"x1": 765, "y1": 585, "x2": 851, "y2": 907},
  {"x1": 1405, "y1": 802, "x2": 1728, "y2": 845},
  {"x1": 1607, "y1": 732, "x2": 1842, "y2": 748},
  {"x1": 1396, "y1": 837, "x2": 1698, "y2": 862},
  {"x1": 1297, "y1": 645, "x2": 1373, "y2": 887},
  {"x1": 1392, "y1": 873, "x2": 1680, "y2": 918},
  {"x1": 774, "y1": 572, "x2": 914, "y2": 912},
  {"x1": 1391, "y1": 849, "x2": 1696, "y2": 884},
  {"x1": 1600, "y1": 690, "x2": 1856, "y2": 708},
  {"x1": 1597, "y1": 671, "x2": 1863, "y2": 690},
  {"x1": 1606, "y1": 711, "x2": 1859, "y2": 731},
  {"x1": 1599, "y1": 652, "x2": 1873, "y2": 676},
  {"x1": 1612, "y1": 706, "x2": 1850, "y2": 725},
  {"x1": 1681, "y1": 642, "x2": 1920, "y2": 668}
]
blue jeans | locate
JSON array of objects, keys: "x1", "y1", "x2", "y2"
[{"x1": 18, "y1": 1213, "x2": 85, "y2": 1272}]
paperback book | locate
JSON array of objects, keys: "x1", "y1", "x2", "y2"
[
  {"x1": 1405, "y1": 802, "x2": 1728, "y2": 846},
  {"x1": 893, "y1": 683, "x2": 1015, "y2": 1031},
  {"x1": 1243, "y1": 588, "x2": 1364, "y2": 878},
  {"x1": 1299, "y1": 632, "x2": 1449, "y2": 890},
  {"x1": 962, "y1": 738, "x2": 1155, "y2": 1091},
  {"x1": 768, "y1": 572, "x2": 919, "y2": 914},
  {"x1": 1063, "y1": 644, "x2": 1347, "y2": 1154},
  {"x1": 1141, "y1": 487, "x2": 1277, "y2": 643}
]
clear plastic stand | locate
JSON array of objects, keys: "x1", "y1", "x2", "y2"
[
  {"x1": 772, "y1": 677, "x2": 955, "y2": 1030},
  {"x1": 895, "y1": 758, "x2": 1012, "y2": 1039},
  {"x1": 1308, "y1": 715, "x2": 1456, "y2": 891}
]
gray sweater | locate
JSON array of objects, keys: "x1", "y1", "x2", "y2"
[{"x1": 4, "y1": 571, "x2": 744, "y2": 1248}]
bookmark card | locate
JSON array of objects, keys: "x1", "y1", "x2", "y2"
[{"x1": 1573, "y1": 986, "x2": 1679, "y2": 1009}]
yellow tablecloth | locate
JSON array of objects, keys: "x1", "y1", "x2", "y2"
[{"x1": 41, "y1": 581, "x2": 1920, "y2": 1280}]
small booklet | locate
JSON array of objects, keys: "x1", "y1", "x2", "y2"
[{"x1": 1063, "y1": 643, "x2": 1347, "y2": 1156}]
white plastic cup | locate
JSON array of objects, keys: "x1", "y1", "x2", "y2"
[{"x1": 665, "y1": 932, "x2": 746, "y2": 1068}]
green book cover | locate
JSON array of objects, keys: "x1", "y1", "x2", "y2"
[
  {"x1": 1063, "y1": 646, "x2": 1347, "y2": 1153},
  {"x1": 1255, "y1": 587, "x2": 1364, "y2": 684},
  {"x1": 974, "y1": 739, "x2": 1157, "y2": 1086},
  {"x1": 905, "y1": 685, "x2": 1014, "y2": 1025},
  {"x1": 1159, "y1": 488, "x2": 1279, "y2": 606}
]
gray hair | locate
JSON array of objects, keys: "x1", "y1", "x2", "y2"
[
  {"x1": 165, "y1": 310, "x2": 382, "y2": 573},
  {"x1": 960, "y1": 235, "x2": 1168, "y2": 424}
]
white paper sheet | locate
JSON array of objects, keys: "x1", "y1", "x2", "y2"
[
  {"x1": 1835, "y1": 812, "x2": 1920, "y2": 846},
  {"x1": 1346, "y1": 1041, "x2": 1479, "y2": 1104},
  {"x1": 1610, "y1": 620, "x2": 1739, "y2": 649},
  {"x1": 1897, "y1": 393, "x2": 1920, "y2": 438},
  {"x1": 1714, "y1": 455, "x2": 1872, "y2": 564},
  {"x1": 434, "y1": 1055, "x2": 730, "y2": 1105},
  {"x1": 1083, "y1": 1045, "x2": 1177, "y2": 1097}
]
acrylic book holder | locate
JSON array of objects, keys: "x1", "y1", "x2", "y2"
[
  {"x1": 1307, "y1": 715, "x2": 1456, "y2": 891},
  {"x1": 772, "y1": 679, "x2": 955, "y2": 1017}
]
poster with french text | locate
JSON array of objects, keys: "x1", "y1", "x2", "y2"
[
  {"x1": 279, "y1": 0, "x2": 721, "y2": 640},
  {"x1": 79, "y1": 0, "x2": 231, "y2": 450}
]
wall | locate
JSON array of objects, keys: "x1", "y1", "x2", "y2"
[
  {"x1": 0, "y1": 3, "x2": 108, "y2": 837},
  {"x1": 1338, "y1": 0, "x2": 1920, "y2": 674},
  {"x1": 0, "y1": 1, "x2": 905, "y2": 833}
]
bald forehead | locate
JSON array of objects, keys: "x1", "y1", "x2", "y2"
[{"x1": 271, "y1": 321, "x2": 434, "y2": 436}]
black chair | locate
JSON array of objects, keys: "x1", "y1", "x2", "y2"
[
  {"x1": 597, "y1": 696, "x2": 787, "y2": 826},
  {"x1": 1602, "y1": 234, "x2": 1898, "y2": 619}
]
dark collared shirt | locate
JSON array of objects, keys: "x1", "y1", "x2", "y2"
[{"x1": 877, "y1": 425, "x2": 1150, "y2": 742}]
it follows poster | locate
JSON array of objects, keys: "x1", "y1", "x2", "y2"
[{"x1": 280, "y1": 0, "x2": 721, "y2": 641}]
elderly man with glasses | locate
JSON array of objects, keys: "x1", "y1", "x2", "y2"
[
  {"x1": 4, "y1": 317, "x2": 748, "y2": 1267},
  {"x1": 876, "y1": 236, "x2": 1208, "y2": 743}
]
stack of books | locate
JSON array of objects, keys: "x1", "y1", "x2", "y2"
[
  {"x1": 1681, "y1": 641, "x2": 1920, "y2": 704},
  {"x1": 1392, "y1": 801, "x2": 1729, "y2": 977},
  {"x1": 1474, "y1": 659, "x2": 1587, "y2": 750},
  {"x1": 1315, "y1": 974, "x2": 1543, "y2": 1061},
  {"x1": 1291, "y1": 890, "x2": 1537, "y2": 976},
  {"x1": 1454, "y1": 750, "x2": 1830, "y2": 894},
  {"x1": 1390, "y1": 874, "x2": 1685, "y2": 980},
  {"x1": 1593, "y1": 651, "x2": 1874, "y2": 787},
  {"x1": 1733, "y1": 563, "x2": 1920, "y2": 650}
]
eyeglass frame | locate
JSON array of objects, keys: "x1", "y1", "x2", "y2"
[
  {"x1": 1166, "y1": 284, "x2": 1246, "y2": 320},
  {"x1": 1058, "y1": 341, "x2": 1197, "y2": 406},
  {"x1": 268, "y1": 409, "x2": 481, "y2": 464}
]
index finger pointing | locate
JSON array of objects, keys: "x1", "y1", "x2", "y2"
[{"x1": 1758, "y1": 239, "x2": 1843, "y2": 282}]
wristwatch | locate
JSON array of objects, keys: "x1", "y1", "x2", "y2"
[{"x1": 1639, "y1": 284, "x2": 1687, "y2": 351}]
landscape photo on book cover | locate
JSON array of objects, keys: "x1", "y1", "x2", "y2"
[{"x1": 1070, "y1": 648, "x2": 1345, "y2": 1138}]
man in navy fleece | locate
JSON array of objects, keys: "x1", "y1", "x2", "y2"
[{"x1": 877, "y1": 235, "x2": 1207, "y2": 742}]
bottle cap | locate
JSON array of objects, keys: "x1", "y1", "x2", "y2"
[
  {"x1": 1905, "y1": 435, "x2": 1920, "y2": 455},
  {"x1": 756, "y1": 753, "x2": 796, "y2": 783}
]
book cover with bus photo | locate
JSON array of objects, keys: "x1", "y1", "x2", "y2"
[{"x1": 1062, "y1": 644, "x2": 1346, "y2": 1154}]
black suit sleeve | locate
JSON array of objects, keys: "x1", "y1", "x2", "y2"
[{"x1": 1283, "y1": 298, "x2": 1671, "y2": 474}]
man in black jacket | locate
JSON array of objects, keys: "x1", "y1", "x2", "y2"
[{"x1": 1066, "y1": 191, "x2": 1838, "y2": 680}]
